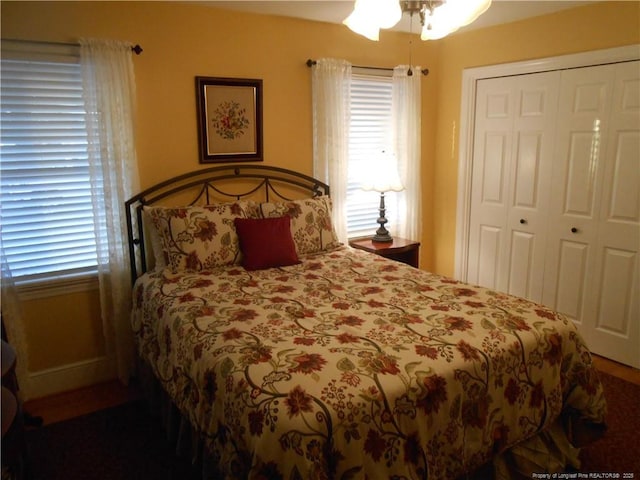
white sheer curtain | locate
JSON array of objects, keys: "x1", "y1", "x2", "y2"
[
  {"x1": 311, "y1": 58, "x2": 352, "y2": 243},
  {"x1": 80, "y1": 39, "x2": 140, "y2": 383},
  {"x1": 0, "y1": 240, "x2": 31, "y2": 398},
  {"x1": 392, "y1": 66, "x2": 422, "y2": 242}
]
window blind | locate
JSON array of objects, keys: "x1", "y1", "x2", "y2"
[
  {"x1": 0, "y1": 48, "x2": 98, "y2": 281},
  {"x1": 346, "y1": 72, "x2": 399, "y2": 238}
]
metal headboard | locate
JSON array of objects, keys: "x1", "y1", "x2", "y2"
[{"x1": 124, "y1": 165, "x2": 330, "y2": 283}]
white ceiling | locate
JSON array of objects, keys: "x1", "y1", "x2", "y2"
[{"x1": 207, "y1": 1, "x2": 597, "y2": 35}]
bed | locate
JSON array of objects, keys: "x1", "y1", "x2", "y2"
[{"x1": 126, "y1": 165, "x2": 606, "y2": 480}]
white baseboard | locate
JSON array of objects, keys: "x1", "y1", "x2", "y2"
[{"x1": 25, "y1": 355, "x2": 117, "y2": 401}]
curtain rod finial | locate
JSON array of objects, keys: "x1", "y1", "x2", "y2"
[{"x1": 132, "y1": 44, "x2": 143, "y2": 55}]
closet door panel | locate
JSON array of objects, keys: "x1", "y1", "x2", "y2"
[
  {"x1": 541, "y1": 65, "x2": 614, "y2": 322},
  {"x1": 477, "y1": 226, "x2": 502, "y2": 288},
  {"x1": 596, "y1": 247, "x2": 636, "y2": 333},
  {"x1": 563, "y1": 132, "x2": 600, "y2": 216},
  {"x1": 469, "y1": 131, "x2": 509, "y2": 290},
  {"x1": 467, "y1": 78, "x2": 513, "y2": 289},
  {"x1": 468, "y1": 72, "x2": 559, "y2": 301},
  {"x1": 507, "y1": 230, "x2": 536, "y2": 299},
  {"x1": 482, "y1": 133, "x2": 509, "y2": 204},
  {"x1": 506, "y1": 74, "x2": 559, "y2": 301},
  {"x1": 513, "y1": 132, "x2": 543, "y2": 208},
  {"x1": 553, "y1": 240, "x2": 589, "y2": 324},
  {"x1": 606, "y1": 131, "x2": 639, "y2": 221},
  {"x1": 588, "y1": 61, "x2": 640, "y2": 367}
]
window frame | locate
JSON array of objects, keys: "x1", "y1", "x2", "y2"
[
  {"x1": 1, "y1": 40, "x2": 99, "y2": 296},
  {"x1": 345, "y1": 68, "x2": 400, "y2": 239}
]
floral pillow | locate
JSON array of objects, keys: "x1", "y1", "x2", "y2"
[
  {"x1": 142, "y1": 208, "x2": 166, "y2": 271},
  {"x1": 237, "y1": 199, "x2": 261, "y2": 220},
  {"x1": 259, "y1": 196, "x2": 341, "y2": 255},
  {"x1": 145, "y1": 201, "x2": 254, "y2": 272}
]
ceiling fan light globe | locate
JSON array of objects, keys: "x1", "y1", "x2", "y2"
[
  {"x1": 377, "y1": 0, "x2": 402, "y2": 29},
  {"x1": 420, "y1": 25, "x2": 452, "y2": 40},
  {"x1": 442, "y1": 0, "x2": 492, "y2": 27},
  {"x1": 343, "y1": 11, "x2": 381, "y2": 40},
  {"x1": 343, "y1": 0, "x2": 382, "y2": 40},
  {"x1": 345, "y1": 0, "x2": 492, "y2": 41},
  {"x1": 420, "y1": 3, "x2": 459, "y2": 39}
]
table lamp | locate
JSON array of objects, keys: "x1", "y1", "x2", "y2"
[{"x1": 362, "y1": 153, "x2": 404, "y2": 243}]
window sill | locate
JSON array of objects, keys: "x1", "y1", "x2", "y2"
[{"x1": 15, "y1": 272, "x2": 99, "y2": 301}]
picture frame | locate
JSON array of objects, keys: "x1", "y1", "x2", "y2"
[{"x1": 196, "y1": 76, "x2": 263, "y2": 163}]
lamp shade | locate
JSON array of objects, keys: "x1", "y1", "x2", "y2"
[{"x1": 361, "y1": 153, "x2": 404, "y2": 193}]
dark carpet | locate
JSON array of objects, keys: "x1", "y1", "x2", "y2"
[
  {"x1": 579, "y1": 372, "x2": 640, "y2": 475},
  {"x1": 22, "y1": 372, "x2": 639, "y2": 479},
  {"x1": 24, "y1": 400, "x2": 200, "y2": 480}
]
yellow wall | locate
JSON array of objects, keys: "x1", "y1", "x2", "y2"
[
  {"x1": 20, "y1": 290, "x2": 104, "y2": 371},
  {"x1": 1, "y1": 1, "x2": 638, "y2": 393}
]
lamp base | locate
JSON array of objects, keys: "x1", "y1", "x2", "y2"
[
  {"x1": 371, "y1": 191, "x2": 394, "y2": 243},
  {"x1": 372, "y1": 232, "x2": 393, "y2": 243}
]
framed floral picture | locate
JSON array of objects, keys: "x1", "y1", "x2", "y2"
[{"x1": 196, "y1": 76, "x2": 263, "y2": 163}]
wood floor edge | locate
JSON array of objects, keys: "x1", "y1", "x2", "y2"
[
  {"x1": 23, "y1": 379, "x2": 143, "y2": 427},
  {"x1": 591, "y1": 354, "x2": 640, "y2": 386}
]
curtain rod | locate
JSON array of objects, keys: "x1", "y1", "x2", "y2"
[
  {"x1": 2, "y1": 38, "x2": 143, "y2": 55},
  {"x1": 306, "y1": 59, "x2": 428, "y2": 76}
]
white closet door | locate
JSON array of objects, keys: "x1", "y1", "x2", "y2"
[
  {"x1": 543, "y1": 61, "x2": 640, "y2": 367},
  {"x1": 541, "y1": 65, "x2": 614, "y2": 325},
  {"x1": 591, "y1": 61, "x2": 640, "y2": 367},
  {"x1": 467, "y1": 71, "x2": 559, "y2": 302}
]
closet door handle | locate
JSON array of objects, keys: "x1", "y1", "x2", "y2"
[
  {"x1": 520, "y1": 219, "x2": 527, "y2": 225},
  {"x1": 571, "y1": 227, "x2": 578, "y2": 233}
]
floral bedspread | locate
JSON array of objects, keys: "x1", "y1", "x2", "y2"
[{"x1": 131, "y1": 246, "x2": 606, "y2": 479}]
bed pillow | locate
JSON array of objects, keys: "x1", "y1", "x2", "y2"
[
  {"x1": 145, "y1": 202, "x2": 252, "y2": 272},
  {"x1": 259, "y1": 196, "x2": 341, "y2": 255},
  {"x1": 141, "y1": 208, "x2": 166, "y2": 270},
  {"x1": 237, "y1": 199, "x2": 262, "y2": 219},
  {"x1": 234, "y1": 216, "x2": 300, "y2": 271}
]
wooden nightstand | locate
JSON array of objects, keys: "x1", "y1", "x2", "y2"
[{"x1": 349, "y1": 237, "x2": 420, "y2": 268}]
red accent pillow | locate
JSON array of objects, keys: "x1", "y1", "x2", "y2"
[{"x1": 234, "y1": 216, "x2": 300, "y2": 271}]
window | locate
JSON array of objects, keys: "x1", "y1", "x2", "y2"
[
  {"x1": 346, "y1": 71, "x2": 400, "y2": 238},
  {"x1": 0, "y1": 43, "x2": 97, "y2": 284}
]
